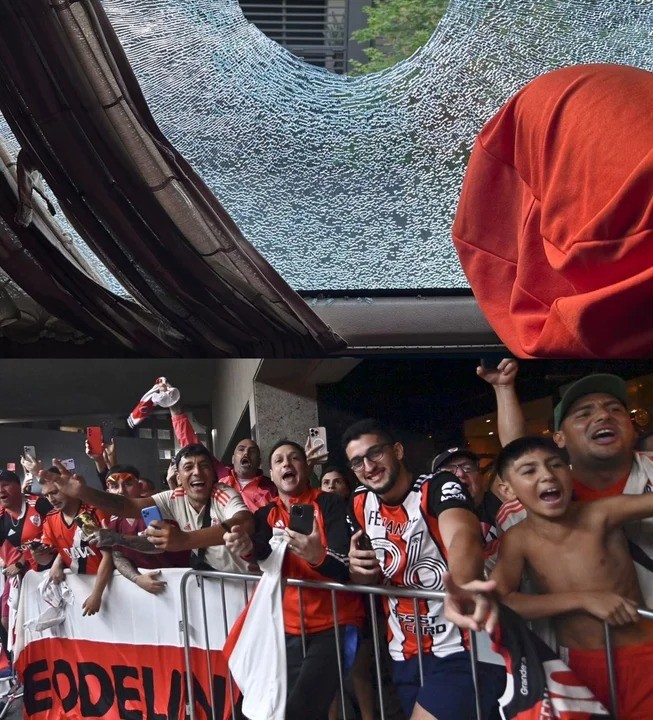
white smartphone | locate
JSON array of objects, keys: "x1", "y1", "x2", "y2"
[
  {"x1": 308, "y1": 427, "x2": 328, "y2": 455},
  {"x1": 60, "y1": 458, "x2": 76, "y2": 471}
]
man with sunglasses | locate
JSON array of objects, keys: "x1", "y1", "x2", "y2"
[{"x1": 343, "y1": 419, "x2": 502, "y2": 720}]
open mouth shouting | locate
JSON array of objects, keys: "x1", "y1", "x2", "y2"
[
  {"x1": 590, "y1": 426, "x2": 617, "y2": 444},
  {"x1": 539, "y1": 486, "x2": 562, "y2": 503},
  {"x1": 280, "y1": 468, "x2": 299, "y2": 489}
]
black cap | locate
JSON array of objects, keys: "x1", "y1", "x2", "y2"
[
  {"x1": 431, "y1": 447, "x2": 479, "y2": 473},
  {"x1": 0, "y1": 470, "x2": 20, "y2": 484},
  {"x1": 553, "y1": 374, "x2": 627, "y2": 431}
]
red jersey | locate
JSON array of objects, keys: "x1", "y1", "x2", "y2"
[
  {"x1": 171, "y1": 413, "x2": 276, "y2": 511},
  {"x1": 253, "y1": 488, "x2": 364, "y2": 634},
  {"x1": 350, "y1": 471, "x2": 473, "y2": 661},
  {"x1": 221, "y1": 469, "x2": 277, "y2": 512},
  {"x1": 41, "y1": 503, "x2": 105, "y2": 575},
  {"x1": 572, "y1": 475, "x2": 628, "y2": 502}
]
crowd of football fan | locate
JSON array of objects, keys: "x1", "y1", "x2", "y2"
[{"x1": 3, "y1": 360, "x2": 653, "y2": 720}]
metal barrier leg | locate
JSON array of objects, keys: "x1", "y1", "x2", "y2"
[
  {"x1": 298, "y1": 587, "x2": 307, "y2": 659},
  {"x1": 330, "y1": 590, "x2": 348, "y2": 720},
  {"x1": 219, "y1": 579, "x2": 238, "y2": 720},
  {"x1": 199, "y1": 576, "x2": 218, "y2": 720},
  {"x1": 180, "y1": 573, "x2": 197, "y2": 720},
  {"x1": 603, "y1": 622, "x2": 619, "y2": 720},
  {"x1": 0, "y1": 682, "x2": 23, "y2": 720},
  {"x1": 412, "y1": 597, "x2": 424, "y2": 687},
  {"x1": 369, "y1": 595, "x2": 386, "y2": 720},
  {"x1": 468, "y1": 631, "x2": 483, "y2": 720}
]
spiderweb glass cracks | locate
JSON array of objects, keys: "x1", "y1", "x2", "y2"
[{"x1": 6, "y1": 0, "x2": 653, "y2": 292}]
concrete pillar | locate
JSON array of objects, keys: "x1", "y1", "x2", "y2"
[
  {"x1": 252, "y1": 378, "x2": 319, "y2": 473},
  {"x1": 210, "y1": 358, "x2": 360, "y2": 470}
]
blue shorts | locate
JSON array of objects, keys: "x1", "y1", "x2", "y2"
[{"x1": 391, "y1": 652, "x2": 505, "y2": 720}]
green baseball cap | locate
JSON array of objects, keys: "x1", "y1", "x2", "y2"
[{"x1": 553, "y1": 374, "x2": 627, "y2": 431}]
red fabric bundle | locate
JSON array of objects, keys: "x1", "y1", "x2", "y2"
[{"x1": 453, "y1": 63, "x2": 653, "y2": 357}]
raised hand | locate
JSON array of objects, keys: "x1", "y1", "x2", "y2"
[
  {"x1": 102, "y1": 439, "x2": 117, "y2": 469},
  {"x1": 21, "y1": 452, "x2": 43, "y2": 478},
  {"x1": 50, "y1": 460, "x2": 87, "y2": 498},
  {"x1": 166, "y1": 460, "x2": 179, "y2": 490},
  {"x1": 477, "y1": 358, "x2": 518, "y2": 387},
  {"x1": 304, "y1": 437, "x2": 329, "y2": 469}
]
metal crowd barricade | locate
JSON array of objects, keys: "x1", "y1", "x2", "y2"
[
  {"x1": 179, "y1": 568, "x2": 649, "y2": 720},
  {"x1": 180, "y1": 569, "x2": 484, "y2": 720}
]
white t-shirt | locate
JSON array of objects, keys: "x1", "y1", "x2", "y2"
[{"x1": 153, "y1": 484, "x2": 249, "y2": 573}]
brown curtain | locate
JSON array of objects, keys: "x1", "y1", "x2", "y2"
[{"x1": 0, "y1": 0, "x2": 345, "y2": 356}]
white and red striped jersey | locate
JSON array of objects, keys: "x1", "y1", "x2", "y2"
[
  {"x1": 153, "y1": 483, "x2": 249, "y2": 573},
  {"x1": 350, "y1": 471, "x2": 474, "y2": 661}
]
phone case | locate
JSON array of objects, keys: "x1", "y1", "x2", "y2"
[
  {"x1": 141, "y1": 505, "x2": 164, "y2": 526},
  {"x1": 23, "y1": 445, "x2": 36, "y2": 459},
  {"x1": 308, "y1": 427, "x2": 328, "y2": 454},
  {"x1": 289, "y1": 504, "x2": 314, "y2": 535},
  {"x1": 86, "y1": 426, "x2": 103, "y2": 456},
  {"x1": 357, "y1": 532, "x2": 374, "y2": 551}
]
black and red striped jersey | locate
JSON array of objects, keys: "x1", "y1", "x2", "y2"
[
  {"x1": 349, "y1": 471, "x2": 474, "y2": 661},
  {"x1": 0, "y1": 494, "x2": 52, "y2": 569}
]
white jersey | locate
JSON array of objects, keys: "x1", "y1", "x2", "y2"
[
  {"x1": 621, "y1": 452, "x2": 653, "y2": 607},
  {"x1": 153, "y1": 484, "x2": 249, "y2": 573}
]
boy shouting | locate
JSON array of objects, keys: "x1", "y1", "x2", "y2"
[{"x1": 492, "y1": 436, "x2": 653, "y2": 719}]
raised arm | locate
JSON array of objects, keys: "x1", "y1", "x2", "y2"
[
  {"x1": 169, "y1": 398, "x2": 229, "y2": 478},
  {"x1": 594, "y1": 491, "x2": 653, "y2": 532},
  {"x1": 89, "y1": 528, "x2": 164, "y2": 554},
  {"x1": 45, "y1": 461, "x2": 155, "y2": 517},
  {"x1": 477, "y1": 359, "x2": 526, "y2": 446},
  {"x1": 439, "y1": 508, "x2": 485, "y2": 585}
]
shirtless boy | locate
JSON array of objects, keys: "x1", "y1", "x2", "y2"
[{"x1": 491, "y1": 436, "x2": 653, "y2": 720}]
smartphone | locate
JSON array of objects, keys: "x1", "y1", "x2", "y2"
[
  {"x1": 20, "y1": 540, "x2": 45, "y2": 552},
  {"x1": 101, "y1": 420, "x2": 114, "y2": 445},
  {"x1": 60, "y1": 458, "x2": 76, "y2": 471},
  {"x1": 356, "y1": 532, "x2": 374, "y2": 551},
  {"x1": 23, "y1": 445, "x2": 36, "y2": 460},
  {"x1": 289, "y1": 503, "x2": 315, "y2": 535},
  {"x1": 479, "y1": 358, "x2": 500, "y2": 371},
  {"x1": 86, "y1": 426, "x2": 103, "y2": 456},
  {"x1": 307, "y1": 427, "x2": 328, "y2": 455},
  {"x1": 141, "y1": 505, "x2": 164, "y2": 526},
  {"x1": 6, "y1": 463, "x2": 16, "y2": 472}
]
